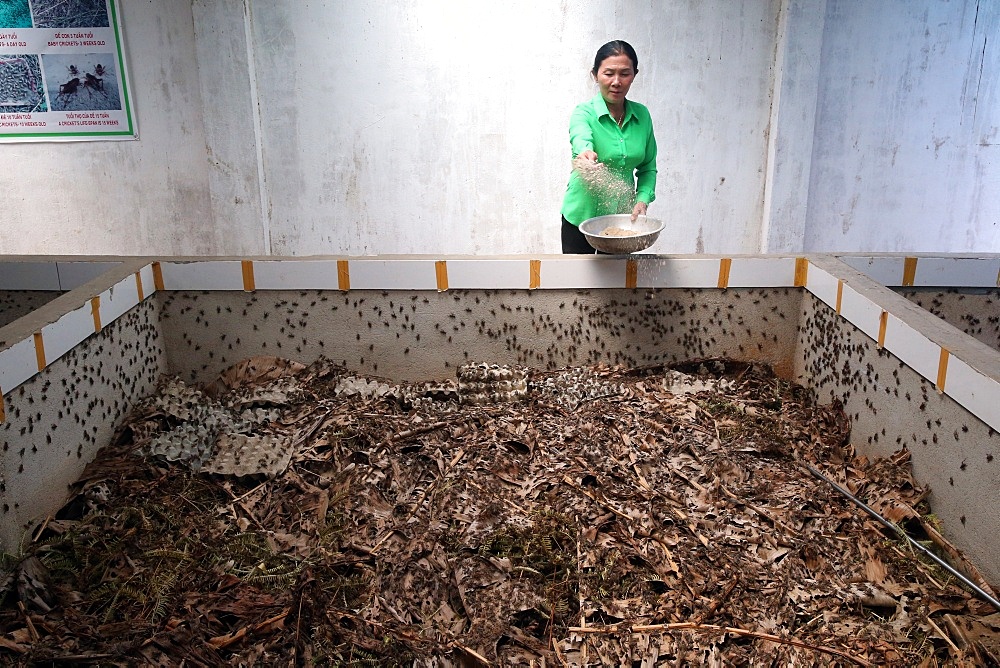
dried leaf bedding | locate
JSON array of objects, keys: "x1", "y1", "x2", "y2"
[{"x1": 1, "y1": 356, "x2": 997, "y2": 666}]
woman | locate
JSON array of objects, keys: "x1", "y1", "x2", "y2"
[{"x1": 560, "y1": 40, "x2": 657, "y2": 254}]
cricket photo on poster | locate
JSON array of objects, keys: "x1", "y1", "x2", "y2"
[{"x1": 0, "y1": 0, "x2": 135, "y2": 142}]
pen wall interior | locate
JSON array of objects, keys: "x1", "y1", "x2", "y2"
[{"x1": 0, "y1": 255, "x2": 997, "y2": 584}]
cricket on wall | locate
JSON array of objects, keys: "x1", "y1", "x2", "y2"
[{"x1": 0, "y1": 0, "x2": 135, "y2": 142}]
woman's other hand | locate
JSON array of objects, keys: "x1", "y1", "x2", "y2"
[{"x1": 631, "y1": 201, "x2": 647, "y2": 221}]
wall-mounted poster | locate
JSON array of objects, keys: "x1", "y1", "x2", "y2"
[{"x1": 0, "y1": 0, "x2": 135, "y2": 142}]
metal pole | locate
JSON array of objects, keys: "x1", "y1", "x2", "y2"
[{"x1": 804, "y1": 463, "x2": 1000, "y2": 613}]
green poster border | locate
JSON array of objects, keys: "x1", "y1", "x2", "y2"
[{"x1": 0, "y1": 0, "x2": 136, "y2": 140}]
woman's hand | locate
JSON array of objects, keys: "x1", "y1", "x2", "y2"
[
  {"x1": 631, "y1": 201, "x2": 647, "y2": 221},
  {"x1": 573, "y1": 151, "x2": 603, "y2": 188},
  {"x1": 572, "y1": 151, "x2": 599, "y2": 174}
]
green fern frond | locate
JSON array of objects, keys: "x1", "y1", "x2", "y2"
[
  {"x1": 144, "y1": 548, "x2": 192, "y2": 562},
  {"x1": 347, "y1": 649, "x2": 381, "y2": 667},
  {"x1": 244, "y1": 570, "x2": 298, "y2": 588},
  {"x1": 148, "y1": 584, "x2": 174, "y2": 621},
  {"x1": 117, "y1": 506, "x2": 153, "y2": 531},
  {"x1": 223, "y1": 531, "x2": 271, "y2": 558},
  {"x1": 95, "y1": 581, "x2": 149, "y2": 623},
  {"x1": 116, "y1": 583, "x2": 148, "y2": 605}
]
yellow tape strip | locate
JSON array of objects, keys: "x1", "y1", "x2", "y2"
[
  {"x1": 529, "y1": 260, "x2": 541, "y2": 289},
  {"x1": 241, "y1": 260, "x2": 256, "y2": 291},
  {"x1": 936, "y1": 348, "x2": 950, "y2": 394},
  {"x1": 626, "y1": 259, "x2": 638, "y2": 289},
  {"x1": 0, "y1": 391, "x2": 5, "y2": 423},
  {"x1": 902, "y1": 257, "x2": 918, "y2": 287},
  {"x1": 794, "y1": 257, "x2": 809, "y2": 287},
  {"x1": 717, "y1": 258, "x2": 732, "y2": 289},
  {"x1": 33, "y1": 332, "x2": 46, "y2": 371},
  {"x1": 877, "y1": 311, "x2": 888, "y2": 349},
  {"x1": 91, "y1": 296, "x2": 102, "y2": 332},
  {"x1": 152, "y1": 261, "x2": 164, "y2": 291},
  {"x1": 135, "y1": 272, "x2": 144, "y2": 301},
  {"x1": 436, "y1": 260, "x2": 449, "y2": 291},
  {"x1": 337, "y1": 260, "x2": 350, "y2": 291},
  {"x1": 835, "y1": 280, "x2": 844, "y2": 314}
]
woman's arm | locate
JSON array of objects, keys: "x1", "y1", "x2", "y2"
[
  {"x1": 568, "y1": 104, "x2": 597, "y2": 160},
  {"x1": 634, "y1": 123, "x2": 657, "y2": 206},
  {"x1": 631, "y1": 118, "x2": 657, "y2": 221}
]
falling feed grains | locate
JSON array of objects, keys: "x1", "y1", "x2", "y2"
[{"x1": 573, "y1": 156, "x2": 635, "y2": 213}]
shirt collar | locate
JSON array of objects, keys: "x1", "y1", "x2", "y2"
[{"x1": 592, "y1": 94, "x2": 630, "y2": 123}]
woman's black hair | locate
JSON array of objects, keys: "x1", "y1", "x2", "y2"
[{"x1": 592, "y1": 40, "x2": 638, "y2": 76}]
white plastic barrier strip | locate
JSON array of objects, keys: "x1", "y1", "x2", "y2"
[
  {"x1": 1, "y1": 256, "x2": 998, "y2": 436},
  {"x1": 0, "y1": 262, "x2": 62, "y2": 291},
  {"x1": 802, "y1": 258, "x2": 1000, "y2": 434},
  {"x1": 840, "y1": 255, "x2": 1000, "y2": 288},
  {"x1": 0, "y1": 262, "x2": 159, "y2": 419}
]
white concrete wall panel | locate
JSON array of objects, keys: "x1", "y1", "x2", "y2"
[
  {"x1": 0, "y1": 263, "x2": 61, "y2": 290},
  {"x1": 37, "y1": 301, "x2": 94, "y2": 366},
  {"x1": 806, "y1": 1, "x2": 1000, "y2": 252},
  {"x1": 761, "y1": 0, "x2": 826, "y2": 252},
  {"x1": 840, "y1": 254, "x2": 1000, "y2": 287},
  {"x1": 727, "y1": 257, "x2": 799, "y2": 288},
  {"x1": 909, "y1": 256, "x2": 1000, "y2": 287},
  {"x1": 0, "y1": 1, "x2": 220, "y2": 255},
  {"x1": 840, "y1": 255, "x2": 909, "y2": 286},
  {"x1": 1, "y1": 2, "x2": 998, "y2": 256},
  {"x1": 635, "y1": 257, "x2": 724, "y2": 289},
  {"x1": 192, "y1": 0, "x2": 267, "y2": 255},
  {"x1": 55, "y1": 261, "x2": 123, "y2": 289},
  {"x1": 802, "y1": 260, "x2": 840, "y2": 309},
  {"x1": 248, "y1": 1, "x2": 781, "y2": 256}
]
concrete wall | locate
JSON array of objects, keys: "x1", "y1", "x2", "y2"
[
  {"x1": 157, "y1": 287, "x2": 801, "y2": 384},
  {"x1": 900, "y1": 288, "x2": 1000, "y2": 353},
  {"x1": 0, "y1": 2, "x2": 237, "y2": 255},
  {"x1": 798, "y1": 289, "x2": 1000, "y2": 585},
  {"x1": 804, "y1": 0, "x2": 1000, "y2": 252},
  {"x1": 0, "y1": 296, "x2": 165, "y2": 549},
  {"x1": 246, "y1": 1, "x2": 780, "y2": 255},
  {"x1": 0, "y1": 292, "x2": 61, "y2": 329},
  {"x1": 1, "y1": 1, "x2": 998, "y2": 256},
  {"x1": 2, "y1": 254, "x2": 999, "y2": 583}
]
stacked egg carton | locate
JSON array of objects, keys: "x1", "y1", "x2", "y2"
[
  {"x1": 457, "y1": 363, "x2": 528, "y2": 405},
  {"x1": 144, "y1": 378, "x2": 289, "y2": 477}
]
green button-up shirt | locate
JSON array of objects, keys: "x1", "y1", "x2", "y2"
[{"x1": 560, "y1": 94, "x2": 658, "y2": 225}]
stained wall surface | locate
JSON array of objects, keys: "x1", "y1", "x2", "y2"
[
  {"x1": 0, "y1": 0, "x2": 257, "y2": 256},
  {"x1": 898, "y1": 289, "x2": 1000, "y2": 353},
  {"x1": 797, "y1": 291, "x2": 1000, "y2": 585},
  {"x1": 805, "y1": 1, "x2": 1000, "y2": 252},
  {"x1": 0, "y1": 300, "x2": 165, "y2": 549},
  {"x1": 3, "y1": 2, "x2": 997, "y2": 256},
  {"x1": 246, "y1": 1, "x2": 782, "y2": 255},
  {"x1": 157, "y1": 288, "x2": 802, "y2": 384},
  {"x1": 0, "y1": 292, "x2": 62, "y2": 329}
]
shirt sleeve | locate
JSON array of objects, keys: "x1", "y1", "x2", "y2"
[
  {"x1": 634, "y1": 119, "x2": 657, "y2": 205},
  {"x1": 568, "y1": 103, "x2": 595, "y2": 158}
]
